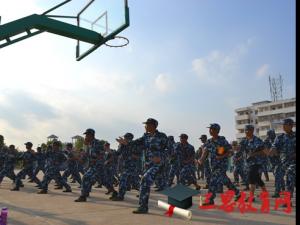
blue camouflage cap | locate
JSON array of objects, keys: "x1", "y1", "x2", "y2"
[
  {"x1": 143, "y1": 118, "x2": 158, "y2": 127},
  {"x1": 24, "y1": 142, "x2": 33, "y2": 146},
  {"x1": 83, "y1": 128, "x2": 95, "y2": 135},
  {"x1": 179, "y1": 133, "x2": 188, "y2": 139},
  {"x1": 244, "y1": 124, "x2": 254, "y2": 130},
  {"x1": 168, "y1": 136, "x2": 174, "y2": 141},
  {"x1": 207, "y1": 123, "x2": 221, "y2": 131},
  {"x1": 124, "y1": 132, "x2": 134, "y2": 140},
  {"x1": 199, "y1": 134, "x2": 207, "y2": 140},
  {"x1": 282, "y1": 118, "x2": 294, "y2": 125}
]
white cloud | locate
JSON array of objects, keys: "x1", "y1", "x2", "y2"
[
  {"x1": 256, "y1": 64, "x2": 270, "y2": 78},
  {"x1": 154, "y1": 73, "x2": 173, "y2": 93},
  {"x1": 192, "y1": 39, "x2": 254, "y2": 85}
]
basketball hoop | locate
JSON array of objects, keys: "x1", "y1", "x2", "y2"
[{"x1": 104, "y1": 36, "x2": 129, "y2": 48}]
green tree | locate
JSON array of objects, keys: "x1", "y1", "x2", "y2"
[{"x1": 75, "y1": 137, "x2": 84, "y2": 150}]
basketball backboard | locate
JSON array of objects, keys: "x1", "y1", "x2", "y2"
[{"x1": 76, "y1": 0, "x2": 129, "y2": 60}]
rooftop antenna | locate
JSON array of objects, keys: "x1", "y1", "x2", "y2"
[{"x1": 269, "y1": 74, "x2": 283, "y2": 102}]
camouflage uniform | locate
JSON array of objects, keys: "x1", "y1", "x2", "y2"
[
  {"x1": 205, "y1": 135, "x2": 240, "y2": 203},
  {"x1": 0, "y1": 147, "x2": 17, "y2": 184},
  {"x1": 239, "y1": 135, "x2": 265, "y2": 187},
  {"x1": 103, "y1": 149, "x2": 118, "y2": 191},
  {"x1": 62, "y1": 149, "x2": 82, "y2": 185},
  {"x1": 232, "y1": 146, "x2": 245, "y2": 183},
  {"x1": 13, "y1": 149, "x2": 41, "y2": 189},
  {"x1": 167, "y1": 142, "x2": 181, "y2": 186},
  {"x1": 264, "y1": 131, "x2": 285, "y2": 195},
  {"x1": 272, "y1": 130, "x2": 296, "y2": 198},
  {"x1": 195, "y1": 147, "x2": 204, "y2": 180},
  {"x1": 33, "y1": 149, "x2": 46, "y2": 177},
  {"x1": 115, "y1": 138, "x2": 142, "y2": 199},
  {"x1": 132, "y1": 129, "x2": 168, "y2": 211},
  {"x1": 79, "y1": 138, "x2": 105, "y2": 198},
  {"x1": 39, "y1": 149, "x2": 72, "y2": 192},
  {"x1": 177, "y1": 142, "x2": 197, "y2": 185}
]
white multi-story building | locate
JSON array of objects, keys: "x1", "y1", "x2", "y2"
[{"x1": 235, "y1": 98, "x2": 296, "y2": 141}]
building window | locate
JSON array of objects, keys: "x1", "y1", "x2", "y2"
[
  {"x1": 284, "y1": 102, "x2": 295, "y2": 108},
  {"x1": 286, "y1": 112, "x2": 295, "y2": 118}
]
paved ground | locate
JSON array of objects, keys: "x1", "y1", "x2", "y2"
[{"x1": 0, "y1": 173, "x2": 296, "y2": 225}]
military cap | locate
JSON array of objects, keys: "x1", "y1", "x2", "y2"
[
  {"x1": 282, "y1": 118, "x2": 294, "y2": 125},
  {"x1": 83, "y1": 128, "x2": 95, "y2": 135},
  {"x1": 207, "y1": 123, "x2": 221, "y2": 131},
  {"x1": 142, "y1": 118, "x2": 158, "y2": 127},
  {"x1": 24, "y1": 142, "x2": 33, "y2": 147},
  {"x1": 267, "y1": 129, "x2": 275, "y2": 135},
  {"x1": 199, "y1": 134, "x2": 207, "y2": 140},
  {"x1": 167, "y1": 136, "x2": 174, "y2": 141},
  {"x1": 244, "y1": 124, "x2": 254, "y2": 130},
  {"x1": 179, "y1": 133, "x2": 188, "y2": 139},
  {"x1": 124, "y1": 133, "x2": 134, "y2": 140}
]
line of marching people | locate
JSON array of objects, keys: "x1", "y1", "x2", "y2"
[{"x1": 0, "y1": 117, "x2": 296, "y2": 213}]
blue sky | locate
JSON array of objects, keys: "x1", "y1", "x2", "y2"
[{"x1": 0, "y1": 0, "x2": 295, "y2": 149}]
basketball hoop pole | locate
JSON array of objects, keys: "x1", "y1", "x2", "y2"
[{"x1": 42, "y1": 0, "x2": 72, "y2": 15}]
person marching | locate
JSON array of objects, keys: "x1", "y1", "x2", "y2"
[
  {"x1": 264, "y1": 129, "x2": 285, "y2": 197},
  {"x1": 232, "y1": 141, "x2": 245, "y2": 186},
  {"x1": 62, "y1": 143, "x2": 82, "y2": 187},
  {"x1": 167, "y1": 137, "x2": 181, "y2": 187},
  {"x1": 177, "y1": 133, "x2": 201, "y2": 190},
  {"x1": 0, "y1": 145, "x2": 18, "y2": 185},
  {"x1": 198, "y1": 134, "x2": 211, "y2": 189},
  {"x1": 75, "y1": 129, "x2": 106, "y2": 202},
  {"x1": 269, "y1": 118, "x2": 296, "y2": 207},
  {"x1": 199, "y1": 123, "x2": 240, "y2": 205},
  {"x1": 103, "y1": 142, "x2": 118, "y2": 196},
  {"x1": 37, "y1": 141, "x2": 72, "y2": 194},
  {"x1": 110, "y1": 133, "x2": 142, "y2": 201},
  {"x1": 239, "y1": 125, "x2": 268, "y2": 201},
  {"x1": 116, "y1": 118, "x2": 168, "y2": 214},
  {"x1": 11, "y1": 142, "x2": 41, "y2": 191}
]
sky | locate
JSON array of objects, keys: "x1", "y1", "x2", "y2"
[{"x1": 0, "y1": 0, "x2": 296, "y2": 150}]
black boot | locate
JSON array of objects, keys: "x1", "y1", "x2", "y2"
[
  {"x1": 111, "y1": 196, "x2": 124, "y2": 201},
  {"x1": 37, "y1": 189, "x2": 48, "y2": 194},
  {"x1": 132, "y1": 207, "x2": 148, "y2": 214},
  {"x1": 54, "y1": 186, "x2": 63, "y2": 190},
  {"x1": 11, "y1": 187, "x2": 19, "y2": 191},
  {"x1": 75, "y1": 196, "x2": 87, "y2": 202}
]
